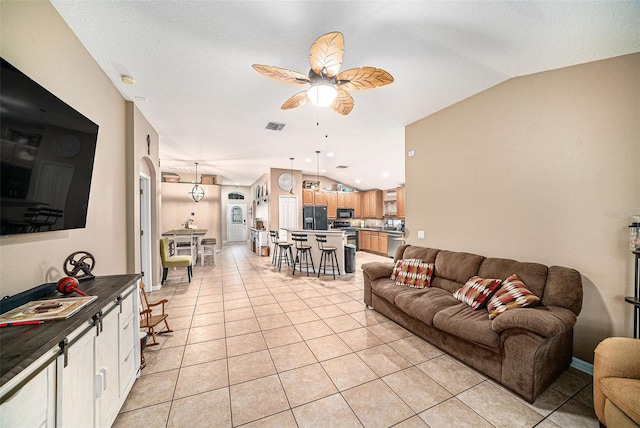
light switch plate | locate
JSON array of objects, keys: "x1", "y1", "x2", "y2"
[
  {"x1": 408, "y1": 150, "x2": 415, "y2": 157},
  {"x1": 418, "y1": 230, "x2": 425, "y2": 239}
]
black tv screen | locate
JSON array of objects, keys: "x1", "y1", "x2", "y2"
[{"x1": 1, "y1": 58, "x2": 99, "y2": 236}]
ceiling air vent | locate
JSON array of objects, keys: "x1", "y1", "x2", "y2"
[
  {"x1": 336, "y1": 165, "x2": 349, "y2": 169},
  {"x1": 265, "y1": 122, "x2": 285, "y2": 131}
]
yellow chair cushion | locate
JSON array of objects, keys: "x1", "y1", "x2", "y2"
[{"x1": 601, "y1": 377, "x2": 640, "y2": 425}]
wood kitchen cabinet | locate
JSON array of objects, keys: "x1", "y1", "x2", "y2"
[
  {"x1": 360, "y1": 190, "x2": 383, "y2": 218},
  {"x1": 354, "y1": 192, "x2": 362, "y2": 218},
  {"x1": 359, "y1": 230, "x2": 371, "y2": 251},
  {"x1": 396, "y1": 186, "x2": 405, "y2": 218},
  {"x1": 325, "y1": 191, "x2": 337, "y2": 219},
  {"x1": 303, "y1": 189, "x2": 326, "y2": 206},
  {"x1": 303, "y1": 189, "x2": 314, "y2": 205},
  {"x1": 379, "y1": 232, "x2": 388, "y2": 255},
  {"x1": 337, "y1": 192, "x2": 356, "y2": 209}
]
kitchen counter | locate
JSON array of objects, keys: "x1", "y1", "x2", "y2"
[{"x1": 282, "y1": 229, "x2": 347, "y2": 275}]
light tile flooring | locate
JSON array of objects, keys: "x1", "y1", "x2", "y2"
[{"x1": 115, "y1": 243, "x2": 597, "y2": 428}]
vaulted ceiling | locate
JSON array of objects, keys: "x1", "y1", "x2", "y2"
[{"x1": 51, "y1": 1, "x2": 639, "y2": 190}]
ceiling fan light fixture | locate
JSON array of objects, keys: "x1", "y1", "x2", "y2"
[{"x1": 307, "y1": 84, "x2": 337, "y2": 107}]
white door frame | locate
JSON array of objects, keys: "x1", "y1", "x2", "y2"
[{"x1": 139, "y1": 173, "x2": 152, "y2": 292}]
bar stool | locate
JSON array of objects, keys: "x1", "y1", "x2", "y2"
[
  {"x1": 316, "y1": 234, "x2": 340, "y2": 279},
  {"x1": 270, "y1": 230, "x2": 292, "y2": 271},
  {"x1": 291, "y1": 233, "x2": 315, "y2": 276},
  {"x1": 200, "y1": 238, "x2": 216, "y2": 266}
]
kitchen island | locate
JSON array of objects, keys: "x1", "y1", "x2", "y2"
[{"x1": 282, "y1": 229, "x2": 348, "y2": 275}]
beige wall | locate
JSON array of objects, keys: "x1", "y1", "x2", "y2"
[
  {"x1": 0, "y1": 1, "x2": 132, "y2": 296},
  {"x1": 160, "y1": 183, "x2": 222, "y2": 248},
  {"x1": 405, "y1": 53, "x2": 640, "y2": 363}
]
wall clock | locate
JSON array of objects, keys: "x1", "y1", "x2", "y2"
[{"x1": 278, "y1": 173, "x2": 295, "y2": 192}]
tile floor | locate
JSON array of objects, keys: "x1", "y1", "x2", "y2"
[{"x1": 115, "y1": 243, "x2": 598, "y2": 427}]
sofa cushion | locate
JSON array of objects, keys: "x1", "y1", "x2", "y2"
[
  {"x1": 370, "y1": 279, "x2": 419, "y2": 305},
  {"x1": 487, "y1": 274, "x2": 541, "y2": 319},
  {"x1": 394, "y1": 259, "x2": 434, "y2": 288},
  {"x1": 433, "y1": 304, "x2": 500, "y2": 348},
  {"x1": 453, "y1": 276, "x2": 502, "y2": 310},
  {"x1": 479, "y1": 258, "x2": 548, "y2": 299},
  {"x1": 394, "y1": 287, "x2": 460, "y2": 326},
  {"x1": 434, "y1": 251, "x2": 484, "y2": 292},
  {"x1": 402, "y1": 246, "x2": 440, "y2": 264},
  {"x1": 601, "y1": 377, "x2": 640, "y2": 425}
]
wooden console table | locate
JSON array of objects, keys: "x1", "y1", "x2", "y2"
[{"x1": 0, "y1": 274, "x2": 142, "y2": 427}]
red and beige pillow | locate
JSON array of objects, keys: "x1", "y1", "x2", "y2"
[
  {"x1": 453, "y1": 276, "x2": 502, "y2": 310},
  {"x1": 487, "y1": 274, "x2": 540, "y2": 319},
  {"x1": 391, "y1": 258, "x2": 434, "y2": 289}
]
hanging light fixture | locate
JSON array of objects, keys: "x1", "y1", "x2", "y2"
[
  {"x1": 188, "y1": 162, "x2": 205, "y2": 202},
  {"x1": 289, "y1": 157, "x2": 295, "y2": 195},
  {"x1": 307, "y1": 83, "x2": 337, "y2": 107},
  {"x1": 315, "y1": 150, "x2": 321, "y2": 192}
]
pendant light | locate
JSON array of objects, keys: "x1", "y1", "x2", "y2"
[
  {"x1": 315, "y1": 150, "x2": 321, "y2": 193},
  {"x1": 289, "y1": 157, "x2": 295, "y2": 195},
  {"x1": 188, "y1": 162, "x2": 205, "y2": 202}
]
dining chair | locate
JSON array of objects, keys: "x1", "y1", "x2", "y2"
[
  {"x1": 160, "y1": 237, "x2": 192, "y2": 284},
  {"x1": 173, "y1": 231, "x2": 196, "y2": 265}
]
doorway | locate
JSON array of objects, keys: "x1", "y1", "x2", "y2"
[
  {"x1": 226, "y1": 202, "x2": 247, "y2": 242},
  {"x1": 140, "y1": 174, "x2": 152, "y2": 291}
]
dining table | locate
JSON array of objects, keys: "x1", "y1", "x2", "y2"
[{"x1": 162, "y1": 229, "x2": 208, "y2": 263}]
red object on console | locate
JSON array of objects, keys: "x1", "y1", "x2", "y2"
[{"x1": 56, "y1": 276, "x2": 87, "y2": 296}]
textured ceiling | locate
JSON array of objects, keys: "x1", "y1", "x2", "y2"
[{"x1": 51, "y1": 1, "x2": 639, "y2": 190}]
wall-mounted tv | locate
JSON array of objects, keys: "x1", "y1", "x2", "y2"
[{"x1": 1, "y1": 58, "x2": 99, "y2": 236}]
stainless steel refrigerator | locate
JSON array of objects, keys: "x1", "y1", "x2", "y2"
[{"x1": 302, "y1": 206, "x2": 328, "y2": 230}]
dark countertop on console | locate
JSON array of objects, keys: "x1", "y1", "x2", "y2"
[{"x1": 0, "y1": 274, "x2": 141, "y2": 387}]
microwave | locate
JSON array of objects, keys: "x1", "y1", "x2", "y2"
[{"x1": 336, "y1": 208, "x2": 355, "y2": 219}]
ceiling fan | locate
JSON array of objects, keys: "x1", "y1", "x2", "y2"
[{"x1": 252, "y1": 32, "x2": 393, "y2": 115}]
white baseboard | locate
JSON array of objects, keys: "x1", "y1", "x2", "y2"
[{"x1": 571, "y1": 357, "x2": 594, "y2": 376}]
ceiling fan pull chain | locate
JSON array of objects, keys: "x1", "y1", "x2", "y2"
[{"x1": 325, "y1": 108, "x2": 329, "y2": 138}]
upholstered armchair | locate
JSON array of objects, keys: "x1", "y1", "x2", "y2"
[{"x1": 593, "y1": 337, "x2": 640, "y2": 427}]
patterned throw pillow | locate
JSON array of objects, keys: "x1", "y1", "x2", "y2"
[
  {"x1": 390, "y1": 259, "x2": 406, "y2": 281},
  {"x1": 487, "y1": 274, "x2": 541, "y2": 319},
  {"x1": 394, "y1": 259, "x2": 434, "y2": 288},
  {"x1": 453, "y1": 276, "x2": 502, "y2": 310}
]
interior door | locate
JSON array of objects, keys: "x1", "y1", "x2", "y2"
[
  {"x1": 139, "y1": 174, "x2": 152, "y2": 291},
  {"x1": 227, "y1": 203, "x2": 247, "y2": 242},
  {"x1": 278, "y1": 195, "x2": 298, "y2": 239}
]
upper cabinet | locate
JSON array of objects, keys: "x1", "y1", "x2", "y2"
[
  {"x1": 302, "y1": 189, "x2": 326, "y2": 206},
  {"x1": 325, "y1": 191, "x2": 337, "y2": 219},
  {"x1": 360, "y1": 190, "x2": 383, "y2": 219}
]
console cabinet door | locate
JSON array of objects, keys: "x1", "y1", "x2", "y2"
[
  {"x1": 0, "y1": 359, "x2": 56, "y2": 427},
  {"x1": 95, "y1": 308, "x2": 120, "y2": 428},
  {"x1": 57, "y1": 328, "x2": 95, "y2": 427}
]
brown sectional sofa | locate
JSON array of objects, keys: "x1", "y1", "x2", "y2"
[{"x1": 362, "y1": 245, "x2": 583, "y2": 403}]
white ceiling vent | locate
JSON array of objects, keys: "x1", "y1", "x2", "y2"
[
  {"x1": 265, "y1": 122, "x2": 285, "y2": 131},
  {"x1": 336, "y1": 165, "x2": 348, "y2": 169}
]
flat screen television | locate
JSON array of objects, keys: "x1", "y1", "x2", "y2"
[{"x1": 1, "y1": 57, "x2": 99, "y2": 236}]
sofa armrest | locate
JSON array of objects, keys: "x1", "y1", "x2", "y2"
[
  {"x1": 593, "y1": 337, "x2": 640, "y2": 424},
  {"x1": 491, "y1": 306, "x2": 576, "y2": 338},
  {"x1": 361, "y1": 262, "x2": 395, "y2": 281}
]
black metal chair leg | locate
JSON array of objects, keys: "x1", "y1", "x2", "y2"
[{"x1": 162, "y1": 267, "x2": 168, "y2": 284}]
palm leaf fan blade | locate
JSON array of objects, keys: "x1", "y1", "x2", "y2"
[
  {"x1": 336, "y1": 67, "x2": 394, "y2": 91},
  {"x1": 331, "y1": 89, "x2": 354, "y2": 115},
  {"x1": 281, "y1": 91, "x2": 309, "y2": 110},
  {"x1": 309, "y1": 32, "x2": 344, "y2": 78},
  {"x1": 252, "y1": 64, "x2": 310, "y2": 85}
]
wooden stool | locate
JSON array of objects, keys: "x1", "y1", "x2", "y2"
[
  {"x1": 200, "y1": 238, "x2": 216, "y2": 267},
  {"x1": 316, "y1": 234, "x2": 340, "y2": 279},
  {"x1": 292, "y1": 233, "x2": 315, "y2": 276}
]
